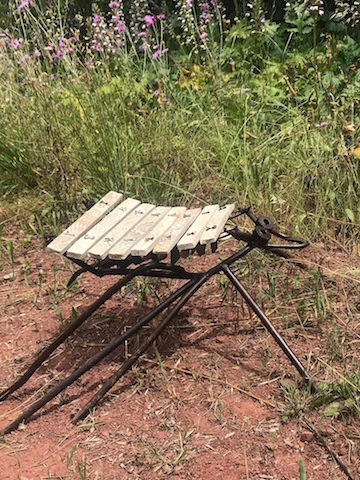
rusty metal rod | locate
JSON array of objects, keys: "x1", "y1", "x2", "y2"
[
  {"x1": 222, "y1": 264, "x2": 316, "y2": 391},
  {"x1": 72, "y1": 245, "x2": 254, "y2": 423},
  {"x1": 72, "y1": 274, "x2": 210, "y2": 424},
  {"x1": 0, "y1": 266, "x2": 150, "y2": 402},
  {"x1": 1, "y1": 279, "x2": 196, "y2": 435}
]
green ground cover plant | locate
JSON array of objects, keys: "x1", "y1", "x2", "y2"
[{"x1": 0, "y1": 0, "x2": 359, "y2": 241}]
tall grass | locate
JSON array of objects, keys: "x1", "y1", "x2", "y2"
[{"x1": 0, "y1": 1, "x2": 359, "y2": 240}]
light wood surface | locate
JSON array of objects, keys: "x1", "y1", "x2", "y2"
[
  {"x1": 66, "y1": 198, "x2": 140, "y2": 259},
  {"x1": 200, "y1": 204, "x2": 235, "y2": 244},
  {"x1": 131, "y1": 207, "x2": 186, "y2": 257},
  {"x1": 153, "y1": 208, "x2": 201, "y2": 255},
  {"x1": 47, "y1": 191, "x2": 123, "y2": 255},
  {"x1": 88, "y1": 203, "x2": 155, "y2": 260},
  {"x1": 108, "y1": 206, "x2": 170, "y2": 260},
  {"x1": 177, "y1": 205, "x2": 219, "y2": 251}
]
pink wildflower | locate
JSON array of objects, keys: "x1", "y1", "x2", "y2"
[
  {"x1": 200, "y1": 32, "x2": 208, "y2": 40},
  {"x1": 93, "y1": 42, "x2": 102, "y2": 51},
  {"x1": 154, "y1": 89, "x2": 161, "y2": 97},
  {"x1": 157, "y1": 13, "x2": 165, "y2": 20},
  {"x1": 315, "y1": 121, "x2": 329, "y2": 129},
  {"x1": 116, "y1": 20, "x2": 124, "y2": 34},
  {"x1": 93, "y1": 14, "x2": 100, "y2": 25},
  {"x1": 144, "y1": 15, "x2": 155, "y2": 28},
  {"x1": 108, "y1": 1, "x2": 120, "y2": 8},
  {"x1": 18, "y1": 0, "x2": 31, "y2": 13},
  {"x1": 152, "y1": 48, "x2": 168, "y2": 59},
  {"x1": 50, "y1": 74, "x2": 57, "y2": 81},
  {"x1": 138, "y1": 31, "x2": 146, "y2": 37}
]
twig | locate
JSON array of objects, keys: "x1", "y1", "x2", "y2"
[
  {"x1": 143, "y1": 358, "x2": 277, "y2": 409},
  {"x1": 303, "y1": 418, "x2": 355, "y2": 480}
]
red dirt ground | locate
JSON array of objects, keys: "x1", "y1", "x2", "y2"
[{"x1": 0, "y1": 227, "x2": 359, "y2": 479}]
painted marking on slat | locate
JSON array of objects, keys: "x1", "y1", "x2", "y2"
[
  {"x1": 131, "y1": 207, "x2": 186, "y2": 257},
  {"x1": 177, "y1": 205, "x2": 219, "y2": 251},
  {"x1": 66, "y1": 198, "x2": 140, "y2": 259},
  {"x1": 47, "y1": 191, "x2": 123, "y2": 255},
  {"x1": 153, "y1": 208, "x2": 201, "y2": 255},
  {"x1": 200, "y1": 204, "x2": 235, "y2": 245},
  {"x1": 88, "y1": 203, "x2": 155, "y2": 260},
  {"x1": 108, "y1": 206, "x2": 170, "y2": 260}
]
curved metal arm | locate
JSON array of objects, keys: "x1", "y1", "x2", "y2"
[{"x1": 228, "y1": 206, "x2": 309, "y2": 251}]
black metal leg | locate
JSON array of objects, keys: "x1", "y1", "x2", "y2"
[
  {"x1": 0, "y1": 269, "x2": 142, "y2": 402},
  {"x1": 222, "y1": 264, "x2": 316, "y2": 392},
  {"x1": 72, "y1": 273, "x2": 210, "y2": 424},
  {"x1": 67, "y1": 267, "x2": 87, "y2": 287},
  {"x1": 1, "y1": 279, "x2": 197, "y2": 435}
]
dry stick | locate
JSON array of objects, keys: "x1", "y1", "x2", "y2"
[
  {"x1": 303, "y1": 418, "x2": 355, "y2": 480},
  {"x1": 0, "y1": 270, "x2": 139, "y2": 402},
  {"x1": 1, "y1": 280, "x2": 196, "y2": 435},
  {"x1": 142, "y1": 358, "x2": 276, "y2": 409},
  {"x1": 72, "y1": 274, "x2": 209, "y2": 424}
]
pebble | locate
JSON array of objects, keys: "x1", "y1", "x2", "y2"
[
  {"x1": 3, "y1": 273, "x2": 14, "y2": 280},
  {"x1": 300, "y1": 431, "x2": 314, "y2": 442}
]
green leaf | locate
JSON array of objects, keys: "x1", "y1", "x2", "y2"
[
  {"x1": 345, "y1": 208, "x2": 355, "y2": 222},
  {"x1": 299, "y1": 454, "x2": 306, "y2": 480},
  {"x1": 323, "y1": 401, "x2": 341, "y2": 417}
]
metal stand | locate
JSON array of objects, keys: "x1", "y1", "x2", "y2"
[{"x1": 0, "y1": 207, "x2": 316, "y2": 435}]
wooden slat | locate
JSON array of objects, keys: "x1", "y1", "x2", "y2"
[
  {"x1": 153, "y1": 208, "x2": 201, "y2": 255},
  {"x1": 47, "y1": 191, "x2": 123, "y2": 255},
  {"x1": 131, "y1": 207, "x2": 186, "y2": 257},
  {"x1": 200, "y1": 204, "x2": 235, "y2": 245},
  {"x1": 108, "y1": 206, "x2": 170, "y2": 260},
  {"x1": 66, "y1": 198, "x2": 140, "y2": 259},
  {"x1": 88, "y1": 203, "x2": 155, "y2": 260},
  {"x1": 177, "y1": 205, "x2": 219, "y2": 251}
]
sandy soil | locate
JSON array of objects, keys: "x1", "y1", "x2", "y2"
[{"x1": 0, "y1": 227, "x2": 359, "y2": 479}]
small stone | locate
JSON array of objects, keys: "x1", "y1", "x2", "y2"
[
  {"x1": 338, "y1": 446, "x2": 347, "y2": 456},
  {"x1": 3, "y1": 273, "x2": 14, "y2": 280},
  {"x1": 300, "y1": 431, "x2": 313, "y2": 442}
]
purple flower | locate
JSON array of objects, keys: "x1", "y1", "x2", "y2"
[
  {"x1": 93, "y1": 14, "x2": 100, "y2": 25},
  {"x1": 18, "y1": 0, "x2": 31, "y2": 13},
  {"x1": 52, "y1": 50, "x2": 65, "y2": 61},
  {"x1": 144, "y1": 15, "x2": 155, "y2": 28},
  {"x1": 157, "y1": 13, "x2": 165, "y2": 20},
  {"x1": 315, "y1": 121, "x2": 329, "y2": 129},
  {"x1": 152, "y1": 48, "x2": 168, "y2": 59},
  {"x1": 93, "y1": 42, "x2": 102, "y2": 51},
  {"x1": 50, "y1": 74, "x2": 57, "y2": 81},
  {"x1": 200, "y1": 32, "x2": 208, "y2": 40},
  {"x1": 69, "y1": 36, "x2": 76, "y2": 43},
  {"x1": 109, "y1": 1, "x2": 120, "y2": 8},
  {"x1": 138, "y1": 31, "x2": 146, "y2": 37},
  {"x1": 201, "y1": 2, "x2": 209, "y2": 9},
  {"x1": 6, "y1": 37, "x2": 23, "y2": 50},
  {"x1": 33, "y1": 49, "x2": 41, "y2": 58},
  {"x1": 139, "y1": 42, "x2": 149, "y2": 51},
  {"x1": 116, "y1": 20, "x2": 124, "y2": 34},
  {"x1": 162, "y1": 97, "x2": 170, "y2": 106},
  {"x1": 59, "y1": 38, "x2": 65, "y2": 49},
  {"x1": 154, "y1": 88, "x2": 161, "y2": 97},
  {"x1": 44, "y1": 44, "x2": 54, "y2": 51}
]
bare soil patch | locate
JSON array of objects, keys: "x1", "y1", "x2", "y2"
[{"x1": 0, "y1": 227, "x2": 359, "y2": 479}]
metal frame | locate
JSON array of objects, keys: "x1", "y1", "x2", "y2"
[{"x1": 0, "y1": 207, "x2": 316, "y2": 435}]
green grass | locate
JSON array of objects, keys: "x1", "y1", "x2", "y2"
[{"x1": 0, "y1": 5, "x2": 359, "y2": 244}]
